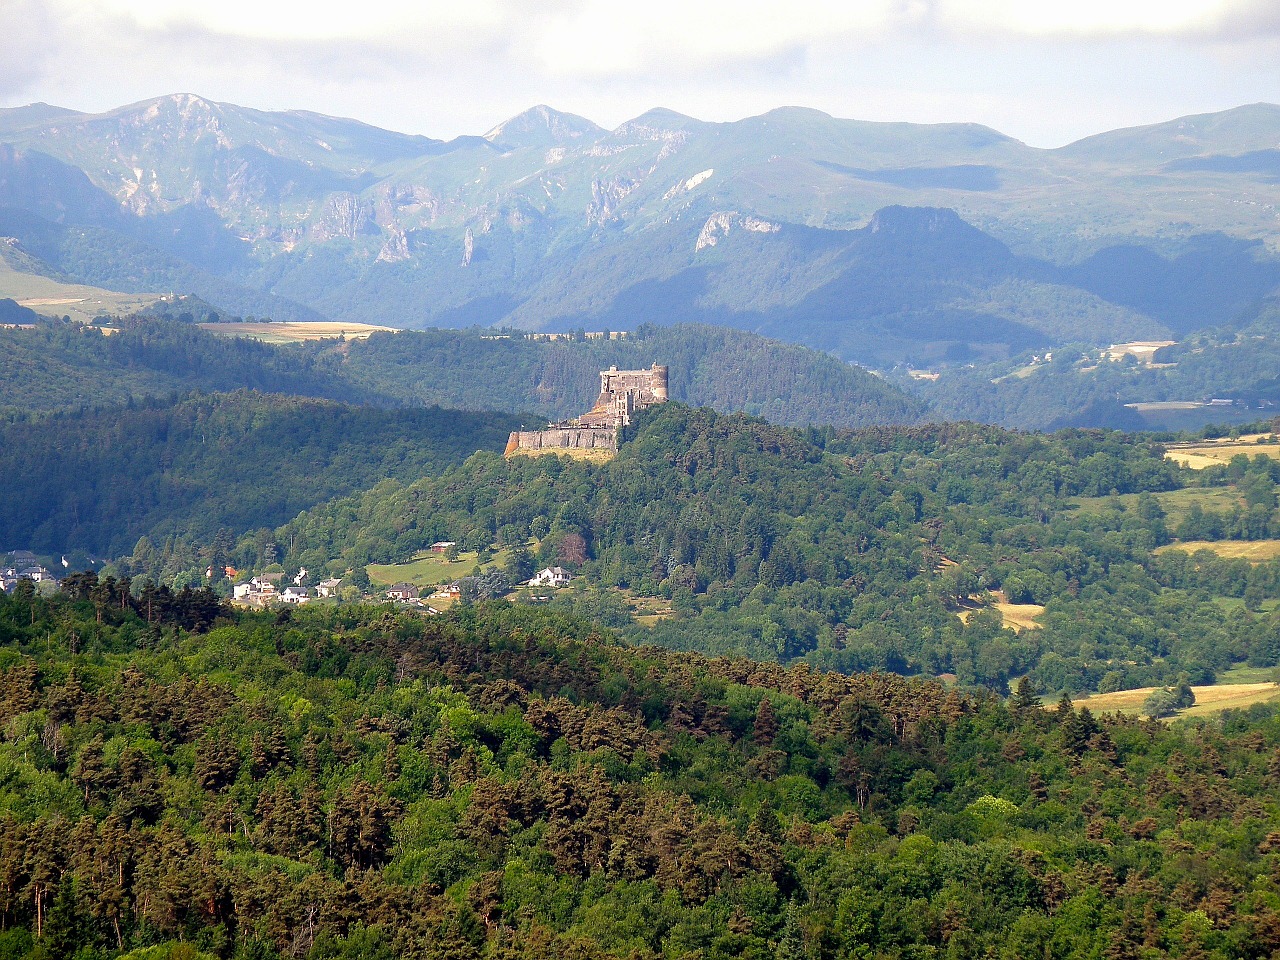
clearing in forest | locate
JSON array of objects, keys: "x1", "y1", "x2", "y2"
[
  {"x1": 1164, "y1": 434, "x2": 1280, "y2": 470},
  {"x1": 1155, "y1": 539, "x2": 1280, "y2": 562},
  {"x1": 199, "y1": 321, "x2": 396, "y2": 343},
  {"x1": 366, "y1": 548, "x2": 513, "y2": 587},
  {"x1": 1073, "y1": 682, "x2": 1280, "y2": 718}
]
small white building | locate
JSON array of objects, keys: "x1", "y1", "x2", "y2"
[
  {"x1": 280, "y1": 586, "x2": 310, "y2": 604},
  {"x1": 526, "y1": 566, "x2": 572, "y2": 588},
  {"x1": 316, "y1": 578, "x2": 343, "y2": 598}
]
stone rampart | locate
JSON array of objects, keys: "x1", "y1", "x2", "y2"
[{"x1": 505, "y1": 427, "x2": 617, "y2": 455}]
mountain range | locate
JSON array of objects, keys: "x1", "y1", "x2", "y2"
[{"x1": 3, "y1": 94, "x2": 1280, "y2": 365}]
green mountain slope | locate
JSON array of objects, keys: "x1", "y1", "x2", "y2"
[
  {"x1": 0, "y1": 318, "x2": 924, "y2": 428},
  {"x1": 0, "y1": 391, "x2": 519, "y2": 558},
  {"x1": 3, "y1": 96, "x2": 1280, "y2": 365}
]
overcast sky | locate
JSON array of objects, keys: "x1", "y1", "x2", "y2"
[{"x1": 4, "y1": 0, "x2": 1280, "y2": 146}]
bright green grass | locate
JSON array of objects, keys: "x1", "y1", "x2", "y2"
[
  {"x1": 1217, "y1": 663, "x2": 1280, "y2": 684},
  {"x1": 367, "y1": 547, "x2": 516, "y2": 587}
]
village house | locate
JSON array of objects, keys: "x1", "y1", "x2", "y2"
[
  {"x1": 527, "y1": 566, "x2": 572, "y2": 588},
  {"x1": 428, "y1": 541, "x2": 457, "y2": 554},
  {"x1": 232, "y1": 576, "x2": 282, "y2": 604},
  {"x1": 316, "y1": 578, "x2": 343, "y2": 598},
  {"x1": 386, "y1": 583, "x2": 419, "y2": 601},
  {"x1": 428, "y1": 582, "x2": 462, "y2": 601},
  {"x1": 280, "y1": 585, "x2": 310, "y2": 604}
]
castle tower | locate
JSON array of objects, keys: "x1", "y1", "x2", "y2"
[{"x1": 650, "y1": 364, "x2": 669, "y2": 402}]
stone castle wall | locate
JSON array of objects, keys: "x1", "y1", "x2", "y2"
[
  {"x1": 506, "y1": 363, "x2": 667, "y2": 457},
  {"x1": 505, "y1": 427, "x2": 617, "y2": 455}
]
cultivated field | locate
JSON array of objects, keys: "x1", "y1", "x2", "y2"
[
  {"x1": 1074, "y1": 682, "x2": 1280, "y2": 718},
  {"x1": 995, "y1": 602, "x2": 1045, "y2": 631},
  {"x1": 199, "y1": 321, "x2": 396, "y2": 343},
  {"x1": 1155, "y1": 539, "x2": 1280, "y2": 562},
  {"x1": 1164, "y1": 434, "x2": 1280, "y2": 470}
]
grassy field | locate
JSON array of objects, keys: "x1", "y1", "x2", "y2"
[
  {"x1": 366, "y1": 548, "x2": 513, "y2": 587},
  {"x1": 1164, "y1": 434, "x2": 1280, "y2": 470},
  {"x1": 0, "y1": 258, "x2": 163, "y2": 323},
  {"x1": 199, "y1": 321, "x2": 396, "y2": 343},
  {"x1": 623, "y1": 593, "x2": 676, "y2": 626},
  {"x1": 1217, "y1": 664, "x2": 1280, "y2": 684},
  {"x1": 1074, "y1": 681, "x2": 1280, "y2": 718},
  {"x1": 1069, "y1": 486, "x2": 1243, "y2": 527},
  {"x1": 1155, "y1": 539, "x2": 1280, "y2": 562}
]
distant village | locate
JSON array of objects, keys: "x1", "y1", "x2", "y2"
[{"x1": 2, "y1": 542, "x2": 575, "y2": 613}]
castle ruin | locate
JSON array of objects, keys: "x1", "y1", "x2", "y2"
[{"x1": 506, "y1": 363, "x2": 669, "y2": 457}]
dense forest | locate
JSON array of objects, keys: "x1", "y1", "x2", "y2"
[
  {"x1": 0, "y1": 392, "x2": 519, "y2": 558},
  {"x1": 0, "y1": 318, "x2": 922, "y2": 429},
  {"x1": 203, "y1": 404, "x2": 1280, "y2": 695},
  {"x1": 2, "y1": 588, "x2": 1280, "y2": 959}
]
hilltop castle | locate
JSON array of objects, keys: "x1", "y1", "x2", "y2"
[{"x1": 506, "y1": 363, "x2": 669, "y2": 456}]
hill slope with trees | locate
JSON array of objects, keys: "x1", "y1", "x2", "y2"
[
  {"x1": 221, "y1": 404, "x2": 1280, "y2": 695},
  {"x1": 0, "y1": 391, "x2": 520, "y2": 559},
  {"x1": 1, "y1": 589, "x2": 1279, "y2": 959}
]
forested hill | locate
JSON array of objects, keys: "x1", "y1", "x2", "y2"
[
  {"x1": 913, "y1": 296, "x2": 1280, "y2": 430},
  {"x1": 2, "y1": 591, "x2": 1280, "y2": 958},
  {"x1": 0, "y1": 391, "x2": 519, "y2": 559},
  {"x1": 336, "y1": 323, "x2": 925, "y2": 427},
  {"x1": 222, "y1": 403, "x2": 1280, "y2": 694},
  {"x1": 0, "y1": 321, "x2": 381, "y2": 411},
  {"x1": 0, "y1": 319, "x2": 924, "y2": 429}
]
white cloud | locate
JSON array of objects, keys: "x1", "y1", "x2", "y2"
[
  {"x1": 81, "y1": 0, "x2": 509, "y2": 40},
  {"x1": 2, "y1": 0, "x2": 1280, "y2": 148},
  {"x1": 934, "y1": 0, "x2": 1237, "y2": 37}
]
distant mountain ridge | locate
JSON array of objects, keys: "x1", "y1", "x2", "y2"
[{"x1": 2, "y1": 94, "x2": 1280, "y2": 365}]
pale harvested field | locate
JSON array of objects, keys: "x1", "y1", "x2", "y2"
[
  {"x1": 1165, "y1": 435, "x2": 1280, "y2": 470},
  {"x1": 1155, "y1": 539, "x2": 1280, "y2": 562},
  {"x1": 199, "y1": 321, "x2": 396, "y2": 343},
  {"x1": 1107, "y1": 340, "x2": 1176, "y2": 363},
  {"x1": 995, "y1": 602, "x2": 1045, "y2": 631},
  {"x1": 1074, "y1": 682, "x2": 1280, "y2": 717},
  {"x1": 957, "y1": 600, "x2": 1044, "y2": 632}
]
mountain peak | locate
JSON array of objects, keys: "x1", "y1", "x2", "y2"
[
  {"x1": 0, "y1": 102, "x2": 85, "y2": 136},
  {"x1": 613, "y1": 108, "x2": 706, "y2": 137},
  {"x1": 483, "y1": 105, "x2": 604, "y2": 150}
]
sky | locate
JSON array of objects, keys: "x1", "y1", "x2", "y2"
[{"x1": 3, "y1": 0, "x2": 1280, "y2": 146}]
